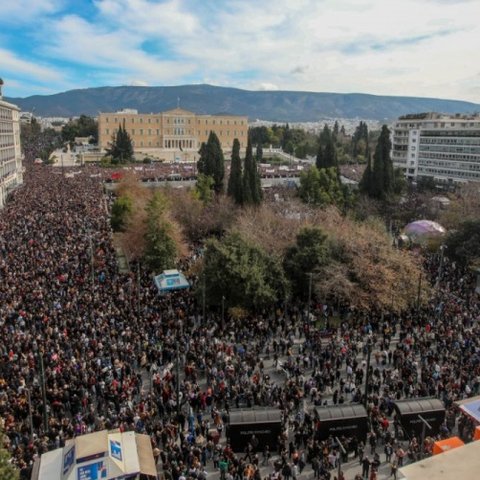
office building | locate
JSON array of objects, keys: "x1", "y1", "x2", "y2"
[
  {"x1": 98, "y1": 108, "x2": 248, "y2": 162},
  {"x1": 392, "y1": 112, "x2": 480, "y2": 184},
  {"x1": 0, "y1": 79, "x2": 23, "y2": 208}
]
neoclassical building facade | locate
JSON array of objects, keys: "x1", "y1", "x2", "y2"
[{"x1": 98, "y1": 108, "x2": 248, "y2": 162}]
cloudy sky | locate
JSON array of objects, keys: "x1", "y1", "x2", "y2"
[{"x1": 1, "y1": 0, "x2": 479, "y2": 101}]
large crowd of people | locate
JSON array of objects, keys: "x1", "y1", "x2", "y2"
[{"x1": 0, "y1": 164, "x2": 478, "y2": 480}]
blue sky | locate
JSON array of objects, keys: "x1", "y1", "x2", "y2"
[{"x1": 0, "y1": 0, "x2": 479, "y2": 102}]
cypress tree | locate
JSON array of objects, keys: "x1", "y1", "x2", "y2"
[
  {"x1": 371, "y1": 125, "x2": 393, "y2": 199},
  {"x1": 196, "y1": 132, "x2": 225, "y2": 194},
  {"x1": 256, "y1": 143, "x2": 263, "y2": 163},
  {"x1": 242, "y1": 139, "x2": 254, "y2": 204},
  {"x1": 316, "y1": 125, "x2": 337, "y2": 170},
  {"x1": 107, "y1": 121, "x2": 133, "y2": 163},
  {"x1": 243, "y1": 138, "x2": 262, "y2": 205},
  {"x1": 359, "y1": 149, "x2": 373, "y2": 195},
  {"x1": 227, "y1": 138, "x2": 243, "y2": 205}
]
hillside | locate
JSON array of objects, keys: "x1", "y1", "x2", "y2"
[{"x1": 6, "y1": 84, "x2": 480, "y2": 121}]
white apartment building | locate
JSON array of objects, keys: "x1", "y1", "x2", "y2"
[
  {"x1": 392, "y1": 112, "x2": 480, "y2": 185},
  {"x1": 0, "y1": 80, "x2": 23, "y2": 208}
]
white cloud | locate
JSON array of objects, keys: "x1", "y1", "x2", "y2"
[
  {"x1": 129, "y1": 79, "x2": 149, "y2": 86},
  {"x1": 256, "y1": 83, "x2": 280, "y2": 91},
  {"x1": 42, "y1": 14, "x2": 195, "y2": 84},
  {"x1": 0, "y1": 48, "x2": 62, "y2": 83},
  {"x1": 4, "y1": 0, "x2": 480, "y2": 102},
  {"x1": 0, "y1": 0, "x2": 62, "y2": 23}
]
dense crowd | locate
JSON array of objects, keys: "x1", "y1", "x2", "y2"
[{"x1": 0, "y1": 165, "x2": 478, "y2": 480}]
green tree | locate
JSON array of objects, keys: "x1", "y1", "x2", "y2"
[
  {"x1": 243, "y1": 138, "x2": 262, "y2": 205},
  {"x1": 202, "y1": 232, "x2": 289, "y2": 310},
  {"x1": 227, "y1": 138, "x2": 243, "y2": 205},
  {"x1": 107, "y1": 122, "x2": 134, "y2": 163},
  {"x1": 445, "y1": 220, "x2": 480, "y2": 267},
  {"x1": 359, "y1": 150, "x2": 373, "y2": 195},
  {"x1": 195, "y1": 173, "x2": 215, "y2": 203},
  {"x1": 0, "y1": 433, "x2": 18, "y2": 480},
  {"x1": 316, "y1": 125, "x2": 337, "y2": 170},
  {"x1": 361, "y1": 125, "x2": 394, "y2": 199},
  {"x1": 370, "y1": 125, "x2": 394, "y2": 199},
  {"x1": 197, "y1": 132, "x2": 225, "y2": 193},
  {"x1": 298, "y1": 166, "x2": 344, "y2": 207},
  {"x1": 352, "y1": 121, "x2": 369, "y2": 158},
  {"x1": 111, "y1": 194, "x2": 133, "y2": 231},
  {"x1": 284, "y1": 227, "x2": 330, "y2": 298},
  {"x1": 256, "y1": 143, "x2": 263, "y2": 162},
  {"x1": 143, "y1": 192, "x2": 177, "y2": 271},
  {"x1": 62, "y1": 115, "x2": 98, "y2": 143}
]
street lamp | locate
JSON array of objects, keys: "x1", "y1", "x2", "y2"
[
  {"x1": 364, "y1": 337, "x2": 372, "y2": 409},
  {"x1": 418, "y1": 415, "x2": 432, "y2": 460},
  {"x1": 221, "y1": 295, "x2": 225, "y2": 330},
  {"x1": 306, "y1": 272, "x2": 313, "y2": 322}
]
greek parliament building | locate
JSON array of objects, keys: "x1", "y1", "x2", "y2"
[
  {"x1": 0, "y1": 79, "x2": 23, "y2": 208},
  {"x1": 392, "y1": 112, "x2": 480, "y2": 184},
  {"x1": 98, "y1": 108, "x2": 249, "y2": 162}
]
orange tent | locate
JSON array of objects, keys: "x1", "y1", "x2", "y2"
[
  {"x1": 433, "y1": 436, "x2": 465, "y2": 455},
  {"x1": 475, "y1": 426, "x2": 480, "y2": 441}
]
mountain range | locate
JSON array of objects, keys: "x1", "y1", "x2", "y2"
[{"x1": 6, "y1": 84, "x2": 480, "y2": 122}]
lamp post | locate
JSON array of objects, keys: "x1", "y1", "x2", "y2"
[
  {"x1": 136, "y1": 262, "x2": 141, "y2": 319},
  {"x1": 418, "y1": 415, "x2": 432, "y2": 460},
  {"x1": 25, "y1": 388, "x2": 34, "y2": 440},
  {"x1": 364, "y1": 338, "x2": 372, "y2": 409},
  {"x1": 221, "y1": 295, "x2": 225, "y2": 331},
  {"x1": 38, "y1": 350, "x2": 48, "y2": 433},
  {"x1": 202, "y1": 273, "x2": 206, "y2": 325},
  {"x1": 416, "y1": 272, "x2": 422, "y2": 314},
  {"x1": 335, "y1": 437, "x2": 346, "y2": 479},
  {"x1": 306, "y1": 272, "x2": 313, "y2": 322}
]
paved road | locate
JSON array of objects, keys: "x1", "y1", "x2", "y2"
[{"x1": 137, "y1": 324, "x2": 412, "y2": 480}]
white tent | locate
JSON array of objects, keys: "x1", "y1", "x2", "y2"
[{"x1": 32, "y1": 430, "x2": 157, "y2": 480}]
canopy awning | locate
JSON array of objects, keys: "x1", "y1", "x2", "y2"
[
  {"x1": 136, "y1": 433, "x2": 158, "y2": 476},
  {"x1": 454, "y1": 395, "x2": 480, "y2": 423},
  {"x1": 154, "y1": 269, "x2": 190, "y2": 293}
]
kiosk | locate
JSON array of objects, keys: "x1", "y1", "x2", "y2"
[
  {"x1": 393, "y1": 398, "x2": 445, "y2": 439},
  {"x1": 313, "y1": 404, "x2": 368, "y2": 441},
  {"x1": 226, "y1": 409, "x2": 283, "y2": 452}
]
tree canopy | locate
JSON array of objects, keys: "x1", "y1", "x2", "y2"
[
  {"x1": 197, "y1": 131, "x2": 225, "y2": 194},
  {"x1": 202, "y1": 232, "x2": 289, "y2": 310},
  {"x1": 62, "y1": 115, "x2": 98, "y2": 143},
  {"x1": 316, "y1": 124, "x2": 338, "y2": 170},
  {"x1": 242, "y1": 137, "x2": 262, "y2": 206},
  {"x1": 445, "y1": 220, "x2": 480, "y2": 267},
  {"x1": 284, "y1": 227, "x2": 330, "y2": 298},
  {"x1": 227, "y1": 138, "x2": 243, "y2": 205},
  {"x1": 107, "y1": 123, "x2": 134, "y2": 164},
  {"x1": 360, "y1": 125, "x2": 394, "y2": 199},
  {"x1": 298, "y1": 166, "x2": 345, "y2": 207},
  {"x1": 143, "y1": 192, "x2": 177, "y2": 271}
]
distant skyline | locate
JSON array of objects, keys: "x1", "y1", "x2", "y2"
[{"x1": 0, "y1": 0, "x2": 479, "y2": 102}]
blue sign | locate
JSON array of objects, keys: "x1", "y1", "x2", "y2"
[
  {"x1": 110, "y1": 439, "x2": 123, "y2": 461},
  {"x1": 77, "y1": 461, "x2": 108, "y2": 480},
  {"x1": 63, "y1": 446, "x2": 75, "y2": 476}
]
